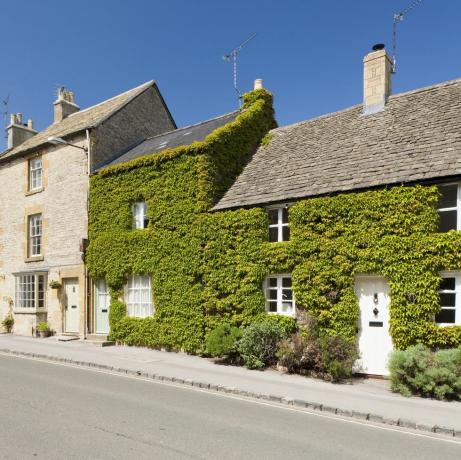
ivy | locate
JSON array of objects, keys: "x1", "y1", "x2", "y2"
[{"x1": 88, "y1": 86, "x2": 461, "y2": 354}]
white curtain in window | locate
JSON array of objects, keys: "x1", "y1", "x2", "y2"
[{"x1": 124, "y1": 275, "x2": 153, "y2": 318}]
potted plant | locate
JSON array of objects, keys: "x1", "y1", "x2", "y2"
[
  {"x1": 49, "y1": 280, "x2": 62, "y2": 289},
  {"x1": 37, "y1": 321, "x2": 51, "y2": 338},
  {"x1": 1, "y1": 313, "x2": 14, "y2": 333}
]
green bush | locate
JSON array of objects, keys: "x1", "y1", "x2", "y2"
[
  {"x1": 1, "y1": 313, "x2": 14, "y2": 333},
  {"x1": 205, "y1": 324, "x2": 242, "y2": 359},
  {"x1": 389, "y1": 344, "x2": 461, "y2": 400},
  {"x1": 238, "y1": 318, "x2": 289, "y2": 369},
  {"x1": 277, "y1": 313, "x2": 357, "y2": 382},
  {"x1": 37, "y1": 321, "x2": 51, "y2": 332}
]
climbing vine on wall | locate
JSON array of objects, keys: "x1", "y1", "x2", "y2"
[{"x1": 88, "y1": 86, "x2": 461, "y2": 354}]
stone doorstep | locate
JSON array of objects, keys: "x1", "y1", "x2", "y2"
[
  {"x1": 0, "y1": 347, "x2": 458, "y2": 439},
  {"x1": 84, "y1": 335, "x2": 114, "y2": 347}
]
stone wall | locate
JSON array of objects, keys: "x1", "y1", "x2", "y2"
[{"x1": 0, "y1": 136, "x2": 88, "y2": 336}]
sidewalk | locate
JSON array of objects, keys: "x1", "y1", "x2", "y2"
[{"x1": 0, "y1": 334, "x2": 460, "y2": 437}]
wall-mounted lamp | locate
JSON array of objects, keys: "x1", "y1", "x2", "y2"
[{"x1": 48, "y1": 136, "x2": 88, "y2": 152}]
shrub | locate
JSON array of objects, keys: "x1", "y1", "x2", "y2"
[
  {"x1": 37, "y1": 321, "x2": 51, "y2": 332},
  {"x1": 238, "y1": 318, "x2": 289, "y2": 369},
  {"x1": 2, "y1": 313, "x2": 14, "y2": 333},
  {"x1": 205, "y1": 324, "x2": 242, "y2": 360},
  {"x1": 389, "y1": 344, "x2": 461, "y2": 400},
  {"x1": 277, "y1": 313, "x2": 357, "y2": 382}
]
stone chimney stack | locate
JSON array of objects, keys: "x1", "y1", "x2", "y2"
[
  {"x1": 53, "y1": 87, "x2": 79, "y2": 123},
  {"x1": 7, "y1": 113, "x2": 38, "y2": 149},
  {"x1": 363, "y1": 44, "x2": 393, "y2": 114}
]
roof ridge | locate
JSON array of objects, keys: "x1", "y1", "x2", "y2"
[
  {"x1": 271, "y1": 76, "x2": 461, "y2": 135},
  {"x1": 70, "y1": 80, "x2": 154, "y2": 118},
  {"x1": 140, "y1": 110, "x2": 240, "y2": 142}
]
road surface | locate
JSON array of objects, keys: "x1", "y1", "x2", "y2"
[{"x1": 0, "y1": 354, "x2": 459, "y2": 459}]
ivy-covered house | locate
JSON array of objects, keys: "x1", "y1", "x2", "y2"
[{"x1": 88, "y1": 45, "x2": 461, "y2": 375}]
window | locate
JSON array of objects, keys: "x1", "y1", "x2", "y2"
[
  {"x1": 124, "y1": 275, "x2": 153, "y2": 318},
  {"x1": 132, "y1": 202, "x2": 148, "y2": 229},
  {"x1": 264, "y1": 275, "x2": 295, "y2": 316},
  {"x1": 268, "y1": 206, "x2": 290, "y2": 242},
  {"x1": 28, "y1": 214, "x2": 42, "y2": 257},
  {"x1": 94, "y1": 278, "x2": 110, "y2": 310},
  {"x1": 28, "y1": 156, "x2": 42, "y2": 191},
  {"x1": 15, "y1": 273, "x2": 46, "y2": 309},
  {"x1": 437, "y1": 274, "x2": 460, "y2": 326},
  {"x1": 438, "y1": 184, "x2": 460, "y2": 232}
]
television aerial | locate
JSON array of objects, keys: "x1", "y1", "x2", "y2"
[{"x1": 223, "y1": 32, "x2": 257, "y2": 105}]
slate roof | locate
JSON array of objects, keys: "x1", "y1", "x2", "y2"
[
  {"x1": 0, "y1": 81, "x2": 166, "y2": 163},
  {"x1": 214, "y1": 78, "x2": 461, "y2": 210},
  {"x1": 104, "y1": 110, "x2": 239, "y2": 168}
]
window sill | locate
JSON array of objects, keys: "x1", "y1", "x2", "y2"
[
  {"x1": 25, "y1": 256, "x2": 44, "y2": 263},
  {"x1": 13, "y1": 308, "x2": 47, "y2": 315},
  {"x1": 25, "y1": 187, "x2": 44, "y2": 196}
]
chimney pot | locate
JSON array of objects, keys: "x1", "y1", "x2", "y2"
[
  {"x1": 27, "y1": 119, "x2": 34, "y2": 130},
  {"x1": 254, "y1": 78, "x2": 264, "y2": 90},
  {"x1": 363, "y1": 45, "x2": 392, "y2": 114}
]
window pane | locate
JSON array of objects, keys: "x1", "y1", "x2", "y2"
[
  {"x1": 438, "y1": 185, "x2": 457, "y2": 209},
  {"x1": 440, "y1": 292, "x2": 456, "y2": 307},
  {"x1": 268, "y1": 278, "x2": 277, "y2": 288},
  {"x1": 282, "y1": 289, "x2": 292, "y2": 301},
  {"x1": 268, "y1": 209, "x2": 279, "y2": 225},
  {"x1": 281, "y1": 302, "x2": 293, "y2": 313},
  {"x1": 282, "y1": 208, "x2": 289, "y2": 224},
  {"x1": 436, "y1": 308, "x2": 456, "y2": 324},
  {"x1": 440, "y1": 278, "x2": 455, "y2": 291},
  {"x1": 268, "y1": 289, "x2": 277, "y2": 300},
  {"x1": 268, "y1": 301, "x2": 277, "y2": 313},
  {"x1": 282, "y1": 277, "x2": 292, "y2": 288},
  {"x1": 269, "y1": 227, "x2": 278, "y2": 242},
  {"x1": 439, "y1": 210, "x2": 457, "y2": 232},
  {"x1": 282, "y1": 226, "x2": 290, "y2": 242}
]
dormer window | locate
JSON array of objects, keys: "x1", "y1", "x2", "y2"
[
  {"x1": 268, "y1": 206, "x2": 289, "y2": 242},
  {"x1": 28, "y1": 156, "x2": 42, "y2": 191},
  {"x1": 132, "y1": 202, "x2": 148, "y2": 229},
  {"x1": 438, "y1": 184, "x2": 460, "y2": 232}
]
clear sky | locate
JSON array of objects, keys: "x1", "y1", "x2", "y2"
[{"x1": 1, "y1": 0, "x2": 460, "y2": 148}]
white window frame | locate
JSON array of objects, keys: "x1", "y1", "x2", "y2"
[
  {"x1": 263, "y1": 274, "x2": 295, "y2": 317},
  {"x1": 132, "y1": 202, "x2": 148, "y2": 229},
  {"x1": 28, "y1": 156, "x2": 42, "y2": 191},
  {"x1": 437, "y1": 271, "x2": 461, "y2": 326},
  {"x1": 124, "y1": 275, "x2": 153, "y2": 318},
  {"x1": 15, "y1": 273, "x2": 47, "y2": 310},
  {"x1": 28, "y1": 214, "x2": 42, "y2": 257},
  {"x1": 438, "y1": 183, "x2": 461, "y2": 231},
  {"x1": 267, "y1": 205, "x2": 290, "y2": 242}
]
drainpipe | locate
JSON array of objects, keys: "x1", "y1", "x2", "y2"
[{"x1": 84, "y1": 129, "x2": 91, "y2": 339}]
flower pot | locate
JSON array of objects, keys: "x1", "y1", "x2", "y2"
[{"x1": 38, "y1": 330, "x2": 49, "y2": 338}]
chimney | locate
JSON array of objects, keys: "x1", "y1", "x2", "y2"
[
  {"x1": 53, "y1": 87, "x2": 79, "y2": 123},
  {"x1": 363, "y1": 44, "x2": 392, "y2": 114},
  {"x1": 7, "y1": 113, "x2": 38, "y2": 149},
  {"x1": 254, "y1": 78, "x2": 264, "y2": 90}
]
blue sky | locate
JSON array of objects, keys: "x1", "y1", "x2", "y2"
[{"x1": 1, "y1": 0, "x2": 460, "y2": 147}]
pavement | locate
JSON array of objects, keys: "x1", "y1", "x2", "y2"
[
  {"x1": 1, "y1": 353, "x2": 460, "y2": 460},
  {"x1": 0, "y1": 334, "x2": 460, "y2": 438}
]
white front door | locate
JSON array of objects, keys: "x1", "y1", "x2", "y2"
[
  {"x1": 94, "y1": 279, "x2": 110, "y2": 334},
  {"x1": 354, "y1": 276, "x2": 393, "y2": 375},
  {"x1": 64, "y1": 278, "x2": 79, "y2": 333}
]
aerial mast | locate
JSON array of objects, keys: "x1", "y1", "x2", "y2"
[{"x1": 223, "y1": 32, "x2": 257, "y2": 105}]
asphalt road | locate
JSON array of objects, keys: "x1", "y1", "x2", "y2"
[{"x1": 0, "y1": 354, "x2": 459, "y2": 460}]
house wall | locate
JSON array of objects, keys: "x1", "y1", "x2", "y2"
[
  {"x1": 86, "y1": 90, "x2": 275, "y2": 352},
  {"x1": 0, "y1": 136, "x2": 88, "y2": 336},
  {"x1": 90, "y1": 86, "x2": 176, "y2": 171}
]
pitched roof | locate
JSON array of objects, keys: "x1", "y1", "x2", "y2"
[
  {"x1": 0, "y1": 81, "x2": 163, "y2": 163},
  {"x1": 103, "y1": 110, "x2": 239, "y2": 168},
  {"x1": 214, "y1": 78, "x2": 461, "y2": 210}
]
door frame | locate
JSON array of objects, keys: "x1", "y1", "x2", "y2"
[
  {"x1": 354, "y1": 274, "x2": 393, "y2": 376},
  {"x1": 63, "y1": 277, "x2": 80, "y2": 333}
]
